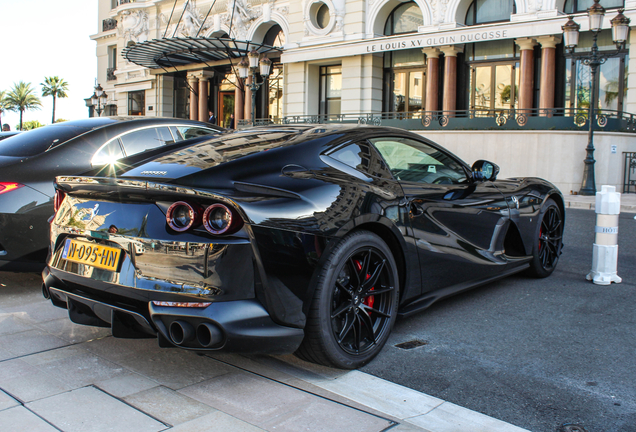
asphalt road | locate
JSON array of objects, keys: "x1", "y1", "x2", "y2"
[{"x1": 362, "y1": 209, "x2": 636, "y2": 432}]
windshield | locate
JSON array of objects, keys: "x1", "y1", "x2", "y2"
[{"x1": 0, "y1": 125, "x2": 92, "y2": 157}]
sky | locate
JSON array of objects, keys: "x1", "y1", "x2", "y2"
[{"x1": 0, "y1": 0, "x2": 98, "y2": 130}]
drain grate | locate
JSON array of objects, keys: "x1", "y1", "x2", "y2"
[{"x1": 395, "y1": 339, "x2": 428, "y2": 350}]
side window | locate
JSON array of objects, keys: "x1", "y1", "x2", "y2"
[
  {"x1": 119, "y1": 128, "x2": 166, "y2": 156},
  {"x1": 177, "y1": 126, "x2": 218, "y2": 140},
  {"x1": 92, "y1": 139, "x2": 124, "y2": 166},
  {"x1": 325, "y1": 142, "x2": 391, "y2": 178},
  {"x1": 370, "y1": 137, "x2": 467, "y2": 184}
]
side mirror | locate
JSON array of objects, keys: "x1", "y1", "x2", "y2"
[{"x1": 471, "y1": 160, "x2": 500, "y2": 182}]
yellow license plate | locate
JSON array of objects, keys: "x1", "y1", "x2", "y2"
[{"x1": 62, "y1": 239, "x2": 122, "y2": 271}]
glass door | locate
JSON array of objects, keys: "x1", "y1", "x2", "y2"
[
  {"x1": 384, "y1": 69, "x2": 425, "y2": 117},
  {"x1": 218, "y1": 91, "x2": 234, "y2": 128},
  {"x1": 470, "y1": 62, "x2": 518, "y2": 116}
]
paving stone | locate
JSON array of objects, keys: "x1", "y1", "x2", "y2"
[
  {"x1": 95, "y1": 373, "x2": 159, "y2": 398},
  {"x1": 0, "y1": 329, "x2": 68, "y2": 360},
  {"x1": 406, "y1": 402, "x2": 530, "y2": 432},
  {"x1": 0, "y1": 389, "x2": 20, "y2": 411},
  {"x1": 0, "y1": 313, "x2": 37, "y2": 336},
  {"x1": 33, "y1": 317, "x2": 111, "y2": 344},
  {"x1": 92, "y1": 342, "x2": 232, "y2": 390},
  {"x1": 179, "y1": 370, "x2": 393, "y2": 432},
  {"x1": 26, "y1": 386, "x2": 166, "y2": 432},
  {"x1": 0, "y1": 406, "x2": 59, "y2": 432},
  {"x1": 20, "y1": 346, "x2": 128, "y2": 389},
  {"x1": 2, "y1": 301, "x2": 68, "y2": 324},
  {"x1": 168, "y1": 411, "x2": 265, "y2": 432},
  {"x1": 124, "y1": 385, "x2": 216, "y2": 425},
  {"x1": 0, "y1": 359, "x2": 72, "y2": 402}
]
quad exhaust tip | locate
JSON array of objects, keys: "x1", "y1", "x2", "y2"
[
  {"x1": 169, "y1": 320, "x2": 195, "y2": 345},
  {"x1": 168, "y1": 320, "x2": 223, "y2": 348}
]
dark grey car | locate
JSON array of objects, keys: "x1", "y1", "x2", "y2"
[{"x1": 0, "y1": 117, "x2": 224, "y2": 271}]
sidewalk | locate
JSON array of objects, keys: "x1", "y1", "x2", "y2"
[
  {"x1": 0, "y1": 272, "x2": 530, "y2": 432},
  {"x1": 564, "y1": 191, "x2": 636, "y2": 213}
]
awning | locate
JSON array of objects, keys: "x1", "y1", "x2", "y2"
[{"x1": 122, "y1": 37, "x2": 283, "y2": 70}]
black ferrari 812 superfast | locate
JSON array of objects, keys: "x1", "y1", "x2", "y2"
[{"x1": 43, "y1": 125, "x2": 564, "y2": 368}]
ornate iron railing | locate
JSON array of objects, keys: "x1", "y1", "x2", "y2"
[
  {"x1": 107, "y1": 68, "x2": 117, "y2": 81},
  {"x1": 240, "y1": 108, "x2": 636, "y2": 133},
  {"x1": 624, "y1": 152, "x2": 636, "y2": 194},
  {"x1": 102, "y1": 18, "x2": 117, "y2": 32}
]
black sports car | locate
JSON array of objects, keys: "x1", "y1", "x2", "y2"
[
  {"x1": 0, "y1": 117, "x2": 223, "y2": 271},
  {"x1": 43, "y1": 125, "x2": 564, "y2": 369},
  {"x1": 0, "y1": 131, "x2": 21, "y2": 141}
]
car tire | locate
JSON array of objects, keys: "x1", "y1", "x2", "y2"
[
  {"x1": 295, "y1": 230, "x2": 399, "y2": 369},
  {"x1": 527, "y1": 198, "x2": 564, "y2": 278}
]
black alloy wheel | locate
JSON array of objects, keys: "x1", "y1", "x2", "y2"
[
  {"x1": 296, "y1": 231, "x2": 399, "y2": 369},
  {"x1": 528, "y1": 198, "x2": 563, "y2": 278}
]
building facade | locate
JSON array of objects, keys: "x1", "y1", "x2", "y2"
[{"x1": 93, "y1": 0, "x2": 636, "y2": 193}]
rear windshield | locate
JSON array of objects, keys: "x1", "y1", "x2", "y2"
[{"x1": 0, "y1": 125, "x2": 91, "y2": 157}]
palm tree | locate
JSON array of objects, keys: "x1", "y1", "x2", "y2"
[
  {"x1": 5, "y1": 82, "x2": 42, "y2": 130},
  {"x1": 0, "y1": 90, "x2": 8, "y2": 128},
  {"x1": 41, "y1": 76, "x2": 69, "y2": 124}
]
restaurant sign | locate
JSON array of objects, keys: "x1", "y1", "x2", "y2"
[{"x1": 366, "y1": 29, "x2": 511, "y2": 53}]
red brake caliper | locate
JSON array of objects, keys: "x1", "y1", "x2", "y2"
[{"x1": 354, "y1": 260, "x2": 374, "y2": 309}]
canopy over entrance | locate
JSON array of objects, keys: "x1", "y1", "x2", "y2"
[{"x1": 122, "y1": 37, "x2": 283, "y2": 70}]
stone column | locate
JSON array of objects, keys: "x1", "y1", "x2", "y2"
[
  {"x1": 244, "y1": 75, "x2": 252, "y2": 124},
  {"x1": 234, "y1": 85, "x2": 244, "y2": 129},
  {"x1": 440, "y1": 45, "x2": 463, "y2": 117},
  {"x1": 198, "y1": 77, "x2": 209, "y2": 122},
  {"x1": 536, "y1": 36, "x2": 561, "y2": 116},
  {"x1": 187, "y1": 74, "x2": 199, "y2": 121},
  {"x1": 422, "y1": 48, "x2": 441, "y2": 112},
  {"x1": 515, "y1": 38, "x2": 538, "y2": 113}
]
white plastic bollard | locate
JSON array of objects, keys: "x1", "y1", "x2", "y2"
[{"x1": 586, "y1": 185, "x2": 622, "y2": 285}]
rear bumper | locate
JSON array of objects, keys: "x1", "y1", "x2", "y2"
[{"x1": 43, "y1": 267, "x2": 304, "y2": 354}]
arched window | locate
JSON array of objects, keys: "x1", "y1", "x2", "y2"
[
  {"x1": 384, "y1": 2, "x2": 423, "y2": 36},
  {"x1": 263, "y1": 25, "x2": 285, "y2": 47},
  {"x1": 564, "y1": 0, "x2": 623, "y2": 14},
  {"x1": 465, "y1": 0, "x2": 514, "y2": 25}
]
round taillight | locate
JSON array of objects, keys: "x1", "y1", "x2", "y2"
[
  {"x1": 203, "y1": 204, "x2": 233, "y2": 234},
  {"x1": 166, "y1": 201, "x2": 200, "y2": 232}
]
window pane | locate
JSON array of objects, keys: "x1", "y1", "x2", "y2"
[
  {"x1": 472, "y1": 40, "x2": 516, "y2": 61},
  {"x1": 92, "y1": 139, "x2": 124, "y2": 166},
  {"x1": 495, "y1": 65, "x2": 513, "y2": 109},
  {"x1": 170, "y1": 126, "x2": 184, "y2": 141},
  {"x1": 475, "y1": 0, "x2": 512, "y2": 23},
  {"x1": 393, "y1": 72, "x2": 407, "y2": 112},
  {"x1": 177, "y1": 126, "x2": 218, "y2": 140},
  {"x1": 157, "y1": 127, "x2": 176, "y2": 145},
  {"x1": 120, "y1": 128, "x2": 164, "y2": 156},
  {"x1": 326, "y1": 73, "x2": 342, "y2": 98},
  {"x1": 599, "y1": 57, "x2": 621, "y2": 110},
  {"x1": 327, "y1": 99, "x2": 341, "y2": 115},
  {"x1": 574, "y1": 60, "x2": 592, "y2": 111},
  {"x1": 128, "y1": 90, "x2": 145, "y2": 116},
  {"x1": 474, "y1": 66, "x2": 492, "y2": 112},
  {"x1": 392, "y1": 49, "x2": 425, "y2": 67},
  {"x1": 391, "y1": 3, "x2": 423, "y2": 34},
  {"x1": 371, "y1": 137, "x2": 466, "y2": 184},
  {"x1": 408, "y1": 72, "x2": 424, "y2": 112}
]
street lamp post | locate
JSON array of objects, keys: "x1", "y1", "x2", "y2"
[
  {"x1": 562, "y1": 0, "x2": 630, "y2": 196},
  {"x1": 90, "y1": 84, "x2": 109, "y2": 117},
  {"x1": 238, "y1": 48, "x2": 272, "y2": 126}
]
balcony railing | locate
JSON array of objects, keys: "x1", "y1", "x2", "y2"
[
  {"x1": 238, "y1": 108, "x2": 636, "y2": 134},
  {"x1": 625, "y1": 152, "x2": 636, "y2": 194},
  {"x1": 103, "y1": 18, "x2": 117, "y2": 32},
  {"x1": 107, "y1": 68, "x2": 117, "y2": 81}
]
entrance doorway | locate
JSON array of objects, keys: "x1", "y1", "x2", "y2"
[
  {"x1": 218, "y1": 91, "x2": 235, "y2": 129},
  {"x1": 470, "y1": 63, "x2": 519, "y2": 115}
]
